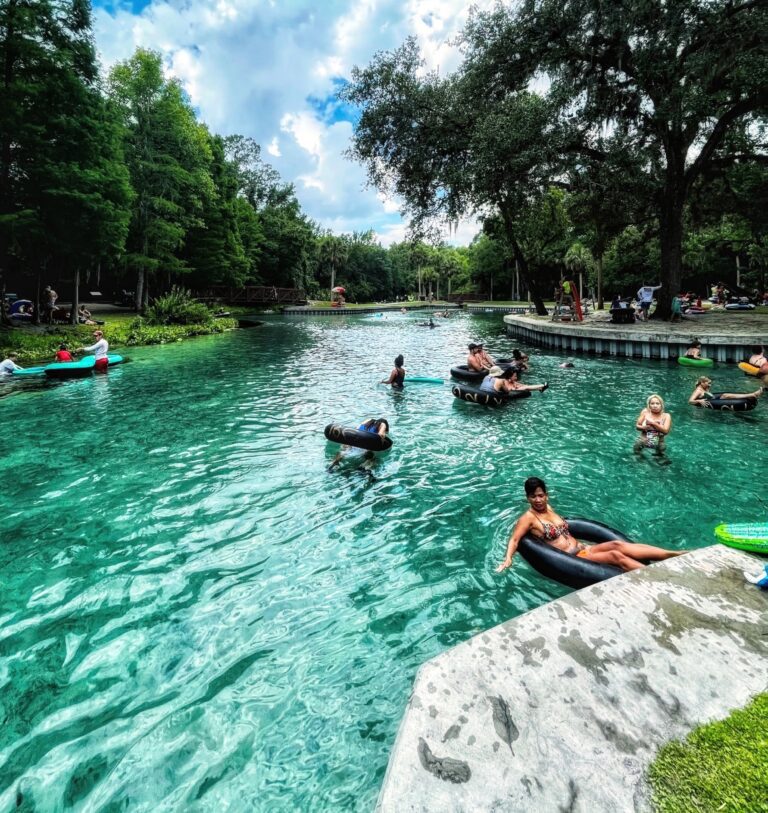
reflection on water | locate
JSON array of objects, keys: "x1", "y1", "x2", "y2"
[{"x1": 0, "y1": 313, "x2": 763, "y2": 809}]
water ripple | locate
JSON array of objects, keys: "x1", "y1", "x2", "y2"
[{"x1": 0, "y1": 314, "x2": 763, "y2": 810}]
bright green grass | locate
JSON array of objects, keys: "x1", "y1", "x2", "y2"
[{"x1": 649, "y1": 693, "x2": 768, "y2": 813}]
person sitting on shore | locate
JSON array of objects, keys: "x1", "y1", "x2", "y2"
[
  {"x1": 77, "y1": 305, "x2": 97, "y2": 325},
  {"x1": 633, "y1": 394, "x2": 671, "y2": 457},
  {"x1": 381, "y1": 354, "x2": 406, "y2": 389},
  {"x1": 479, "y1": 366, "x2": 548, "y2": 394},
  {"x1": 684, "y1": 340, "x2": 703, "y2": 359},
  {"x1": 0, "y1": 353, "x2": 23, "y2": 375},
  {"x1": 54, "y1": 344, "x2": 73, "y2": 362},
  {"x1": 495, "y1": 477, "x2": 683, "y2": 573},
  {"x1": 688, "y1": 376, "x2": 762, "y2": 406}
]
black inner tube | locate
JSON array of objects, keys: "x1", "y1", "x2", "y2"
[
  {"x1": 704, "y1": 393, "x2": 757, "y2": 411},
  {"x1": 451, "y1": 383, "x2": 531, "y2": 406},
  {"x1": 517, "y1": 518, "x2": 631, "y2": 589},
  {"x1": 324, "y1": 423, "x2": 393, "y2": 451}
]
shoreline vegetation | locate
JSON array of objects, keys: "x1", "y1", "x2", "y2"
[{"x1": 0, "y1": 314, "x2": 238, "y2": 363}]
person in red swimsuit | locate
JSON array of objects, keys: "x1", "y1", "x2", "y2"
[
  {"x1": 54, "y1": 344, "x2": 73, "y2": 362},
  {"x1": 495, "y1": 477, "x2": 682, "y2": 573}
]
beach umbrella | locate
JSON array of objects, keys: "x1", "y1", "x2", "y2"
[{"x1": 331, "y1": 286, "x2": 346, "y2": 293}]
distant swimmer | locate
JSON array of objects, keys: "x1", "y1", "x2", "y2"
[{"x1": 381, "y1": 354, "x2": 406, "y2": 389}]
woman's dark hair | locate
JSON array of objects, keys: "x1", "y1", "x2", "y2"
[
  {"x1": 376, "y1": 418, "x2": 390, "y2": 433},
  {"x1": 512, "y1": 349, "x2": 523, "y2": 360},
  {"x1": 59, "y1": 343, "x2": 68, "y2": 350},
  {"x1": 689, "y1": 339, "x2": 701, "y2": 348},
  {"x1": 524, "y1": 477, "x2": 547, "y2": 496},
  {"x1": 500, "y1": 366, "x2": 519, "y2": 380},
  {"x1": 394, "y1": 354, "x2": 404, "y2": 367},
  {"x1": 751, "y1": 345, "x2": 765, "y2": 354}
]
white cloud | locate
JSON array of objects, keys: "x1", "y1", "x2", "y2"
[
  {"x1": 92, "y1": 0, "x2": 497, "y2": 243},
  {"x1": 266, "y1": 137, "x2": 281, "y2": 157}
]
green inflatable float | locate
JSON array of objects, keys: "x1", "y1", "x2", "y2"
[
  {"x1": 677, "y1": 356, "x2": 713, "y2": 367},
  {"x1": 714, "y1": 523, "x2": 768, "y2": 554}
]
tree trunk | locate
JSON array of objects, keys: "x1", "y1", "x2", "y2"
[
  {"x1": 656, "y1": 196, "x2": 684, "y2": 319},
  {"x1": 489, "y1": 271, "x2": 493, "y2": 302},
  {"x1": 135, "y1": 267, "x2": 144, "y2": 312},
  {"x1": 70, "y1": 268, "x2": 79, "y2": 324},
  {"x1": 597, "y1": 254, "x2": 604, "y2": 309},
  {"x1": 33, "y1": 267, "x2": 42, "y2": 325},
  {"x1": 655, "y1": 153, "x2": 687, "y2": 319},
  {"x1": 500, "y1": 208, "x2": 547, "y2": 314},
  {"x1": 507, "y1": 237, "x2": 547, "y2": 315},
  {"x1": 143, "y1": 279, "x2": 149, "y2": 310}
]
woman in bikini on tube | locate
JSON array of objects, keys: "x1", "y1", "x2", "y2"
[{"x1": 495, "y1": 477, "x2": 682, "y2": 573}]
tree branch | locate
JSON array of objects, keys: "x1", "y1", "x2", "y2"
[{"x1": 685, "y1": 96, "x2": 768, "y2": 190}]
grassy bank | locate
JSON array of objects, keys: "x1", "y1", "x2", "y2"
[
  {"x1": 0, "y1": 314, "x2": 238, "y2": 363},
  {"x1": 649, "y1": 693, "x2": 768, "y2": 813}
]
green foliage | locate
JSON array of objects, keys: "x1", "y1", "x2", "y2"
[
  {"x1": 0, "y1": 315, "x2": 237, "y2": 362},
  {"x1": 603, "y1": 227, "x2": 661, "y2": 294},
  {"x1": 143, "y1": 287, "x2": 211, "y2": 325},
  {"x1": 107, "y1": 49, "x2": 213, "y2": 308},
  {"x1": 649, "y1": 693, "x2": 768, "y2": 813},
  {"x1": 0, "y1": 0, "x2": 131, "y2": 304}
]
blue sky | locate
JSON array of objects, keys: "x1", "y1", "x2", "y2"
[{"x1": 91, "y1": 0, "x2": 494, "y2": 246}]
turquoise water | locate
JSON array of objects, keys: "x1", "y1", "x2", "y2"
[{"x1": 0, "y1": 313, "x2": 764, "y2": 810}]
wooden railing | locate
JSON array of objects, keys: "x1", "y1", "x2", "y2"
[{"x1": 195, "y1": 286, "x2": 307, "y2": 305}]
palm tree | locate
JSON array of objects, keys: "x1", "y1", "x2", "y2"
[
  {"x1": 319, "y1": 234, "x2": 348, "y2": 300},
  {"x1": 564, "y1": 242, "x2": 594, "y2": 302}
]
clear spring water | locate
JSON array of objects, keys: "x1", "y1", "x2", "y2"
[{"x1": 0, "y1": 312, "x2": 764, "y2": 811}]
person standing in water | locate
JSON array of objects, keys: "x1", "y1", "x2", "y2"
[
  {"x1": 496, "y1": 477, "x2": 682, "y2": 573},
  {"x1": 381, "y1": 355, "x2": 406, "y2": 389},
  {"x1": 633, "y1": 394, "x2": 671, "y2": 457},
  {"x1": 0, "y1": 353, "x2": 23, "y2": 375},
  {"x1": 80, "y1": 329, "x2": 109, "y2": 373}
]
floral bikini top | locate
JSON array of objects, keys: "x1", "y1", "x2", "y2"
[{"x1": 534, "y1": 516, "x2": 570, "y2": 541}]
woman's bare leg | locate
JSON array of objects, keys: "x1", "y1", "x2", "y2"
[
  {"x1": 719, "y1": 390, "x2": 761, "y2": 399},
  {"x1": 582, "y1": 549, "x2": 645, "y2": 572},
  {"x1": 590, "y1": 540, "x2": 682, "y2": 561}
]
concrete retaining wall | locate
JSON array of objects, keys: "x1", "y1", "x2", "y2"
[
  {"x1": 377, "y1": 545, "x2": 768, "y2": 812},
  {"x1": 503, "y1": 315, "x2": 763, "y2": 362}
]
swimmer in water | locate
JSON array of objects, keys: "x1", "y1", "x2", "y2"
[
  {"x1": 495, "y1": 477, "x2": 683, "y2": 573},
  {"x1": 633, "y1": 394, "x2": 671, "y2": 458},
  {"x1": 688, "y1": 376, "x2": 761, "y2": 405},
  {"x1": 381, "y1": 354, "x2": 406, "y2": 389},
  {"x1": 328, "y1": 418, "x2": 390, "y2": 471}
]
